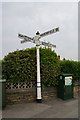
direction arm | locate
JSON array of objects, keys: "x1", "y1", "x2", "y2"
[
  {"x1": 18, "y1": 33, "x2": 34, "y2": 43},
  {"x1": 18, "y1": 33, "x2": 33, "y2": 40},
  {"x1": 41, "y1": 41, "x2": 56, "y2": 48},
  {"x1": 48, "y1": 42, "x2": 56, "y2": 48},
  {"x1": 40, "y1": 27, "x2": 59, "y2": 38},
  {"x1": 20, "y1": 38, "x2": 33, "y2": 43}
]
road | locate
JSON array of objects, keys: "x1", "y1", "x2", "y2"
[{"x1": 2, "y1": 96, "x2": 78, "y2": 119}]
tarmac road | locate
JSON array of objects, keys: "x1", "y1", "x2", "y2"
[{"x1": 2, "y1": 96, "x2": 78, "y2": 119}]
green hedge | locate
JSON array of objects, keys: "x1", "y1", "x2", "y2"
[
  {"x1": 78, "y1": 61, "x2": 80, "y2": 80},
  {"x1": 2, "y1": 47, "x2": 60, "y2": 86},
  {"x1": 60, "y1": 60, "x2": 79, "y2": 83},
  {"x1": 2, "y1": 47, "x2": 80, "y2": 86},
  {"x1": 0, "y1": 60, "x2": 2, "y2": 79}
]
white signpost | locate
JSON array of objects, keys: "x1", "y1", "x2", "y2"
[{"x1": 18, "y1": 27, "x2": 59, "y2": 103}]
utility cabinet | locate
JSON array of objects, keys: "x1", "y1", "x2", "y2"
[{"x1": 57, "y1": 74, "x2": 73, "y2": 100}]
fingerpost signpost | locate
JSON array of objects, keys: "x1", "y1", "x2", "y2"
[{"x1": 18, "y1": 27, "x2": 59, "y2": 103}]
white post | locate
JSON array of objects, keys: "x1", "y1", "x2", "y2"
[{"x1": 36, "y1": 45, "x2": 42, "y2": 103}]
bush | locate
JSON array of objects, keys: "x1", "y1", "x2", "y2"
[
  {"x1": 40, "y1": 48, "x2": 61, "y2": 86},
  {"x1": 2, "y1": 47, "x2": 61, "y2": 86},
  {"x1": 78, "y1": 61, "x2": 80, "y2": 81},
  {"x1": 60, "y1": 60, "x2": 78, "y2": 83},
  {"x1": 0, "y1": 60, "x2": 2, "y2": 79},
  {"x1": 2, "y1": 48, "x2": 36, "y2": 83}
]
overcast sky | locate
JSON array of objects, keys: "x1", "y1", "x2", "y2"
[{"x1": 1, "y1": 2, "x2": 78, "y2": 60}]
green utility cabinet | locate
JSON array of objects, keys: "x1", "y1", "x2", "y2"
[
  {"x1": 0, "y1": 79, "x2": 6, "y2": 109},
  {"x1": 57, "y1": 74, "x2": 73, "y2": 100}
]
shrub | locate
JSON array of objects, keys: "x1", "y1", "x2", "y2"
[
  {"x1": 0, "y1": 60, "x2": 2, "y2": 79},
  {"x1": 78, "y1": 61, "x2": 80, "y2": 81},
  {"x1": 40, "y1": 48, "x2": 61, "y2": 86},
  {"x1": 2, "y1": 47, "x2": 61, "y2": 86},
  {"x1": 60, "y1": 60, "x2": 78, "y2": 83}
]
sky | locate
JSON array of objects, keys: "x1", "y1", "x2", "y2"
[{"x1": 0, "y1": 2, "x2": 78, "y2": 60}]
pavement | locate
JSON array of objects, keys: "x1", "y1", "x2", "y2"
[{"x1": 1, "y1": 95, "x2": 79, "y2": 119}]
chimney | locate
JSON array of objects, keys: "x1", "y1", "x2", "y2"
[
  {"x1": 63, "y1": 58, "x2": 66, "y2": 60},
  {"x1": 58, "y1": 55, "x2": 60, "y2": 60}
]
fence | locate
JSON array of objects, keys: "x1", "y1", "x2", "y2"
[{"x1": 6, "y1": 81, "x2": 36, "y2": 89}]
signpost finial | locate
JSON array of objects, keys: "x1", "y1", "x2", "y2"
[{"x1": 36, "y1": 31, "x2": 40, "y2": 35}]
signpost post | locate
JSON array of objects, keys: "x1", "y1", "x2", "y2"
[{"x1": 18, "y1": 27, "x2": 59, "y2": 103}]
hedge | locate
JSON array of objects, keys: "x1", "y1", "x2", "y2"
[
  {"x1": 2, "y1": 47, "x2": 61, "y2": 87},
  {"x1": 60, "y1": 60, "x2": 79, "y2": 83},
  {"x1": 2, "y1": 47, "x2": 80, "y2": 86},
  {"x1": 78, "y1": 61, "x2": 80, "y2": 81},
  {"x1": 0, "y1": 60, "x2": 2, "y2": 79}
]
